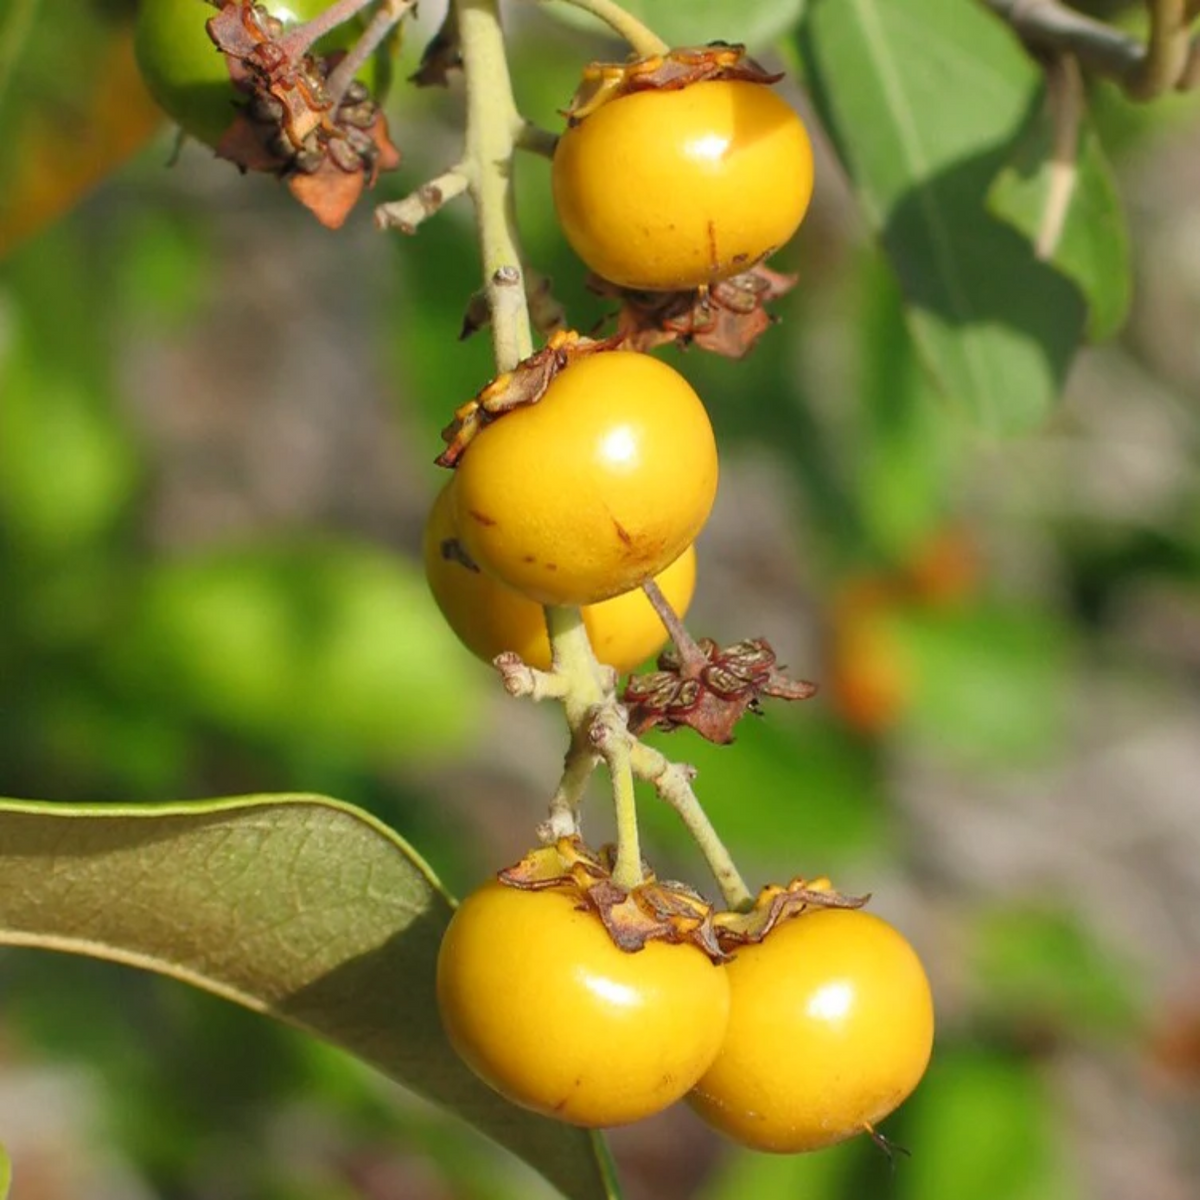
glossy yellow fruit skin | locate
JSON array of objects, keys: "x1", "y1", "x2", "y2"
[
  {"x1": 437, "y1": 880, "x2": 731, "y2": 1127},
  {"x1": 690, "y1": 908, "x2": 934, "y2": 1152},
  {"x1": 552, "y1": 81, "x2": 814, "y2": 291},
  {"x1": 453, "y1": 351, "x2": 718, "y2": 607},
  {"x1": 424, "y1": 482, "x2": 697, "y2": 672}
]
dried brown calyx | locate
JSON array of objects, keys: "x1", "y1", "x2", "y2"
[
  {"x1": 712, "y1": 876, "x2": 869, "y2": 950},
  {"x1": 435, "y1": 330, "x2": 619, "y2": 467},
  {"x1": 566, "y1": 42, "x2": 782, "y2": 123},
  {"x1": 624, "y1": 636, "x2": 817, "y2": 744},
  {"x1": 592, "y1": 263, "x2": 798, "y2": 359},
  {"x1": 500, "y1": 837, "x2": 727, "y2": 958},
  {"x1": 207, "y1": 0, "x2": 400, "y2": 228},
  {"x1": 499, "y1": 841, "x2": 867, "y2": 958}
]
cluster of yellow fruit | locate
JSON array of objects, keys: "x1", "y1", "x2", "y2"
[
  {"x1": 439, "y1": 878, "x2": 934, "y2": 1151},
  {"x1": 428, "y1": 48, "x2": 934, "y2": 1153},
  {"x1": 131, "y1": 0, "x2": 935, "y2": 1163}
]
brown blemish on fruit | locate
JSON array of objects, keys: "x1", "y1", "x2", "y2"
[
  {"x1": 440, "y1": 537, "x2": 480, "y2": 572},
  {"x1": 467, "y1": 509, "x2": 497, "y2": 527},
  {"x1": 522, "y1": 554, "x2": 536, "y2": 563},
  {"x1": 706, "y1": 219, "x2": 719, "y2": 274},
  {"x1": 612, "y1": 517, "x2": 633, "y2": 547},
  {"x1": 545, "y1": 563, "x2": 558, "y2": 572}
]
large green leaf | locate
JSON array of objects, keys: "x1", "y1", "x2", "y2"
[
  {"x1": 0, "y1": 795, "x2": 620, "y2": 1200},
  {"x1": 800, "y1": 0, "x2": 1087, "y2": 431},
  {"x1": 988, "y1": 97, "x2": 1131, "y2": 341}
]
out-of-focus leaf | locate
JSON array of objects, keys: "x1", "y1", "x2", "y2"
[
  {"x1": 0, "y1": 1141, "x2": 9, "y2": 1200},
  {"x1": 697, "y1": 1136, "x2": 856, "y2": 1200},
  {"x1": 112, "y1": 210, "x2": 214, "y2": 331},
  {"x1": 0, "y1": 794, "x2": 621, "y2": 1200},
  {"x1": 989, "y1": 99, "x2": 1131, "y2": 340},
  {"x1": 0, "y1": 5, "x2": 162, "y2": 259},
  {"x1": 800, "y1": 0, "x2": 1086, "y2": 431},
  {"x1": 897, "y1": 1046, "x2": 1077, "y2": 1200},
  {"x1": 540, "y1": 0, "x2": 805, "y2": 52},
  {"x1": 856, "y1": 254, "x2": 957, "y2": 561},
  {"x1": 641, "y1": 709, "x2": 885, "y2": 873},
  {"x1": 0, "y1": 337, "x2": 140, "y2": 553},
  {"x1": 971, "y1": 905, "x2": 1145, "y2": 1039},
  {"x1": 895, "y1": 603, "x2": 1075, "y2": 764},
  {"x1": 111, "y1": 539, "x2": 484, "y2": 760}
]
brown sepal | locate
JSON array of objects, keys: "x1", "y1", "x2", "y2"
[
  {"x1": 287, "y1": 156, "x2": 366, "y2": 229},
  {"x1": 436, "y1": 331, "x2": 619, "y2": 467},
  {"x1": 624, "y1": 636, "x2": 818, "y2": 743},
  {"x1": 567, "y1": 43, "x2": 783, "y2": 123},
  {"x1": 206, "y1": 0, "x2": 269, "y2": 63},
  {"x1": 594, "y1": 263, "x2": 798, "y2": 359},
  {"x1": 206, "y1": 2, "x2": 400, "y2": 229},
  {"x1": 713, "y1": 877, "x2": 869, "y2": 950},
  {"x1": 498, "y1": 837, "x2": 726, "y2": 958}
]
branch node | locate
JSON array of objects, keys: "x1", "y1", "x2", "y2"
[{"x1": 374, "y1": 165, "x2": 469, "y2": 233}]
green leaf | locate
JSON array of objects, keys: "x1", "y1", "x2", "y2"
[
  {"x1": 0, "y1": 795, "x2": 620, "y2": 1200},
  {"x1": 111, "y1": 539, "x2": 483, "y2": 760},
  {"x1": 540, "y1": 0, "x2": 805, "y2": 52},
  {"x1": 697, "y1": 1137, "x2": 857, "y2": 1200},
  {"x1": 970, "y1": 904, "x2": 1145, "y2": 1039},
  {"x1": 897, "y1": 1046, "x2": 1077, "y2": 1200},
  {"x1": 0, "y1": 1140, "x2": 9, "y2": 1200},
  {"x1": 640, "y1": 710, "x2": 885, "y2": 870},
  {"x1": 894, "y1": 602, "x2": 1075, "y2": 765},
  {"x1": 855, "y1": 253, "x2": 959, "y2": 561},
  {"x1": 0, "y1": 338, "x2": 140, "y2": 553},
  {"x1": 988, "y1": 98, "x2": 1131, "y2": 340},
  {"x1": 800, "y1": 0, "x2": 1087, "y2": 431}
]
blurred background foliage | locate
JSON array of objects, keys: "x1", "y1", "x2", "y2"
[{"x1": 1, "y1": 0, "x2": 1200, "y2": 1198}]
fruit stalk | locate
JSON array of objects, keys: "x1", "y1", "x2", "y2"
[
  {"x1": 541, "y1": 0, "x2": 668, "y2": 57},
  {"x1": 545, "y1": 606, "x2": 643, "y2": 887},
  {"x1": 455, "y1": 0, "x2": 532, "y2": 371},
  {"x1": 275, "y1": 0, "x2": 377, "y2": 63},
  {"x1": 630, "y1": 742, "x2": 752, "y2": 910}
]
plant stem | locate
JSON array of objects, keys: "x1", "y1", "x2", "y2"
[
  {"x1": 1130, "y1": 0, "x2": 1190, "y2": 98},
  {"x1": 630, "y1": 743, "x2": 752, "y2": 910},
  {"x1": 541, "y1": 0, "x2": 668, "y2": 57},
  {"x1": 642, "y1": 576, "x2": 705, "y2": 663},
  {"x1": 542, "y1": 740, "x2": 599, "y2": 838},
  {"x1": 326, "y1": 0, "x2": 415, "y2": 105},
  {"x1": 375, "y1": 166, "x2": 470, "y2": 234},
  {"x1": 456, "y1": 0, "x2": 533, "y2": 371},
  {"x1": 545, "y1": 607, "x2": 643, "y2": 887},
  {"x1": 983, "y1": 0, "x2": 1144, "y2": 81},
  {"x1": 455, "y1": 0, "x2": 657, "y2": 892},
  {"x1": 1035, "y1": 52, "x2": 1083, "y2": 260},
  {"x1": 587, "y1": 709, "x2": 644, "y2": 889},
  {"x1": 276, "y1": 0, "x2": 376, "y2": 62}
]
